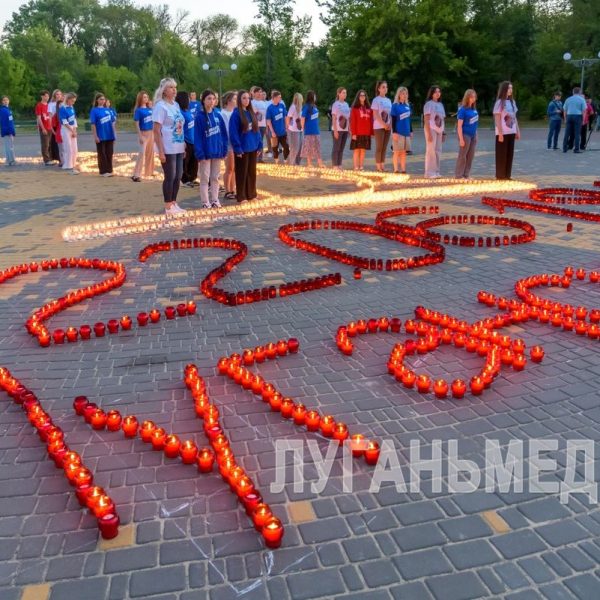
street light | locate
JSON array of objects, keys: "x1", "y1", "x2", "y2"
[
  {"x1": 202, "y1": 63, "x2": 238, "y2": 108},
  {"x1": 563, "y1": 51, "x2": 600, "y2": 91}
]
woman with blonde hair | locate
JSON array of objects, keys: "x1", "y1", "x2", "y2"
[
  {"x1": 390, "y1": 86, "x2": 412, "y2": 174},
  {"x1": 59, "y1": 92, "x2": 79, "y2": 174},
  {"x1": 455, "y1": 89, "x2": 479, "y2": 178},
  {"x1": 132, "y1": 90, "x2": 154, "y2": 182},
  {"x1": 286, "y1": 92, "x2": 303, "y2": 165},
  {"x1": 152, "y1": 78, "x2": 186, "y2": 215}
]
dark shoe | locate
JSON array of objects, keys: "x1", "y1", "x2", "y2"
[{"x1": 131, "y1": 176, "x2": 141, "y2": 182}]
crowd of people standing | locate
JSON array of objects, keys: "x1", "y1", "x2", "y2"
[{"x1": 1, "y1": 78, "x2": 598, "y2": 216}]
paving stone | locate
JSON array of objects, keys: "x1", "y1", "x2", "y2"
[
  {"x1": 563, "y1": 573, "x2": 600, "y2": 599},
  {"x1": 49, "y1": 577, "x2": 109, "y2": 600},
  {"x1": 426, "y1": 572, "x2": 488, "y2": 600},
  {"x1": 286, "y1": 567, "x2": 346, "y2": 599},
  {"x1": 517, "y1": 557, "x2": 556, "y2": 584},
  {"x1": 444, "y1": 539, "x2": 501, "y2": 569},
  {"x1": 536, "y1": 521, "x2": 590, "y2": 547},
  {"x1": 104, "y1": 545, "x2": 158, "y2": 574},
  {"x1": 391, "y1": 522, "x2": 446, "y2": 552},
  {"x1": 342, "y1": 536, "x2": 381, "y2": 562},
  {"x1": 393, "y1": 548, "x2": 453, "y2": 580},
  {"x1": 129, "y1": 565, "x2": 186, "y2": 597},
  {"x1": 491, "y1": 529, "x2": 548, "y2": 559},
  {"x1": 438, "y1": 515, "x2": 493, "y2": 542}
]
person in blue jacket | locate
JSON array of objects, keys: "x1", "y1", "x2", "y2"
[
  {"x1": 89, "y1": 92, "x2": 116, "y2": 176},
  {"x1": 176, "y1": 91, "x2": 198, "y2": 188},
  {"x1": 266, "y1": 90, "x2": 289, "y2": 163},
  {"x1": 0, "y1": 96, "x2": 16, "y2": 166},
  {"x1": 194, "y1": 88, "x2": 228, "y2": 208},
  {"x1": 229, "y1": 89, "x2": 262, "y2": 203}
]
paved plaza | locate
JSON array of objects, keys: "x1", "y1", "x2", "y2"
[{"x1": 1, "y1": 129, "x2": 599, "y2": 600}]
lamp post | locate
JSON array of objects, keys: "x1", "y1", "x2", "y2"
[
  {"x1": 202, "y1": 63, "x2": 238, "y2": 108},
  {"x1": 563, "y1": 51, "x2": 600, "y2": 91}
]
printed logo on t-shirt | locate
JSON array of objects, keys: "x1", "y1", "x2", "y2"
[
  {"x1": 295, "y1": 118, "x2": 302, "y2": 130},
  {"x1": 274, "y1": 113, "x2": 283, "y2": 121},
  {"x1": 311, "y1": 112, "x2": 319, "y2": 120},
  {"x1": 381, "y1": 110, "x2": 389, "y2": 123},
  {"x1": 257, "y1": 112, "x2": 264, "y2": 123},
  {"x1": 504, "y1": 113, "x2": 515, "y2": 129},
  {"x1": 338, "y1": 115, "x2": 347, "y2": 129},
  {"x1": 469, "y1": 115, "x2": 479, "y2": 125},
  {"x1": 399, "y1": 112, "x2": 410, "y2": 120},
  {"x1": 172, "y1": 117, "x2": 184, "y2": 143},
  {"x1": 434, "y1": 115, "x2": 443, "y2": 128}
]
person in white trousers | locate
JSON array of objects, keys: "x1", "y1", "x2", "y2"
[{"x1": 59, "y1": 92, "x2": 79, "y2": 174}]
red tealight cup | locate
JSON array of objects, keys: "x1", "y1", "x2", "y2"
[
  {"x1": 93, "y1": 322, "x2": 106, "y2": 337},
  {"x1": 139, "y1": 420, "x2": 156, "y2": 442},
  {"x1": 149, "y1": 309, "x2": 160, "y2": 323},
  {"x1": 320, "y1": 415, "x2": 335, "y2": 437},
  {"x1": 137, "y1": 312, "x2": 149, "y2": 326},
  {"x1": 106, "y1": 410, "x2": 122, "y2": 431},
  {"x1": 79, "y1": 325, "x2": 91, "y2": 340},
  {"x1": 122, "y1": 415, "x2": 138, "y2": 438},
  {"x1": 165, "y1": 306, "x2": 176, "y2": 320},
  {"x1": 120, "y1": 315, "x2": 132, "y2": 330},
  {"x1": 186, "y1": 301, "x2": 197, "y2": 315},
  {"x1": 197, "y1": 448, "x2": 215, "y2": 473},
  {"x1": 163, "y1": 434, "x2": 181, "y2": 458},
  {"x1": 180, "y1": 440, "x2": 198, "y2": 464},
  {"x1": 176, "y1": 303, "x2": 187, "y2": 317},
  {"x1": 252, "y1": 503, "x2": 272, "y2": 531},
  {"x1": 364, "y1": 441, "x2": 380, "y2": 465},
  {"x1": 66, "y1": 327, "x2": 78, "y2": 343},
  {"x1": 52, "y1": 329, "x2": 65, "y2": 344},
  {"x1": 73, "y1": 395, "x2": 89, "y2": 416},
  {"x1": 451, "y1": 379, "x2": 467, "y2": 399},
  {"x1": 305, "y1": 410, "x2": 320, "y2": 432},
  {"x1": 433, "y1": 379, "x2": 448, "y2": 399},
  {"x1": 262, "y1": 517, "x2": 284, "y2": 549},
  {"x1": 150, "y1": 428, "x2": 166, "y2": 450},
  {"x1": 98, "y1": 513, "x2": 120, "y2": 540}
]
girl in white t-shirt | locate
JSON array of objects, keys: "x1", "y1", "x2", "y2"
[
  {"x1": 371, "y1": 81, "x2": 392, "y2": 171},
  {"x1": 493, "y1": 80, "x2": 520, "y2": 180},
  {"x1": 331, "y1": 87, "x2": 350, "y2": 169},
  {"x1": 286, "y1": 93, "x2": 303, "y2": 165},
  {"x1": 152, "y1": 78, "x2": 186, "y2": 216},
  {"x1": 423, "y1": 85, "x2": 446, "y2": 178}
]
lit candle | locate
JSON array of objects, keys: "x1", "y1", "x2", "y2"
[
  {"x1": 106, "y1": 410, "x2": 122, "y2": 431},
  {"x1": 262, "y1": 516, "x2": 284, "y2": 548},
  {"x1": 73, "y1": 467, "x2": 93, "y2": 488},
  {"x1": 320, "y1": 415, "x2": 335, "y2": 437},
  {"x1": 433, "y1": 379, "x2": 448, "y2": 399},
  {"x1": 122, "y1": 415, "x2": 138, "y2": 438},
  {"x1": 292, "y1": 403, "x2": 307, "y2": 425},
  {"x1": 451, "y1": 379, "x2": 466, "y2": 399},
  {"x1": 93, "y1": 494, "x2": 115, "y2": 518},
  {"x1": 83, "y1": 402, "x2": 99, "y2": 423},
  {"x1": 305, "y1": 410, "x2": 320, "y2": 432},
  {"x1": 364, "y1": 441, "x2": 380, "y2": 465},
  {"x1": 66, "y1": 327, "x2": 78, "y2": 343},
  {"x1": 163, "y1": 434, "x2": 181, "y2": 458},
  {"x1": 280, "y1": 398, "x2": 295, "y2": 419},
  {"x1": 530, "y1": 346, "x2": 544, "y2": 363},
  {"x1": 252, "y1": 503, "x2": 272, "y2": 531},
  {"x1": 416, "y1": 375, "x2": 431, "y2": 393},
  {"x1": 139, "y1": 420, "x2": 156, "y2": 442},
  {"x1": 186, "y1": 300, "x2": 197, "y2": 315},
  {"x1": 90, "y1": 409, "x2": 107, "y2": 430},
  {"x1": 197, "y1": 448, "x2": 215, "y2": 473},
  {"x1": 120, "y1": 315, "x2": 132, "y2": 330},
  {"x1": 333, "y1": 423, "x2": 349, "y2": 444},
  {"x1": 179, "y1": 440, "x2": 198, "y2": 464},
  {"x1": 513, "y1": 354, "x2": 526, "y2": 371},
  {"x1": 150, "y1": 428, "x2": 166, "y2": 450},
  {"x1": 276, "y1": 340, "x2": 288, "y2": 356},
  {"x1": 85, "y1": 486, "x2": 105, "y2": 511},
  {"x1": 149, "y1": 309, "x2": 161, "y2": 323},
  {"x1": 470, "y1": 376, "x2": 484, "y2": 395},
  {"x1": 402, "y1": 370, "x2": 416, "y2": 388},
  {"x1": 350, "y1": 434, "x2": 366, "y2": 457}
]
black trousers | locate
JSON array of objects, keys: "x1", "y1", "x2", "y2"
[
  {"x1": 272, "y1": 134, "x2": 289, "y2": 160},
  {"x1": 96, "y1": 140, "x2": 114, "y2": 174},
  {"x1": 234, "y1": 151, "x2": 257, "y2": 201},
  {"x1": 182, "y1": 141, "x2": 198, "y2": 183},
  {"x1": 50, "y1": 134, "x2": 60, "y2": 162},
  {"x1": 495, "y1": 134, "x2": 515, "y2": 180}
]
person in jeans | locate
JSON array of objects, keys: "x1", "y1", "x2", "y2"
[
  {"x1": 152, "y1": 78, "x2": 186, "y2": 216},
  {"x1": 266, "y1": 90, "x2": 289, "y2": 163},
  {"x1": 194, "y1": 89, "x2": 228, "y2": 208},
  {"x1": 493, "y1": 80, "x2": 519, "y2": 179},
  {"x1": 0, "y1": 96, "x2": 16, "y2": 166},
  {"x1": 89, "y1": 92, "x2": 116, "y2": 176},
  {"x1": 546, "y1": 91, "x2": 562, "y2": 150},
  {"x1": 455, "y1": 89, "x2": 479, "y2": 178},
  {"x1": 331, "y1": 87, "x2": 350, "y2": 169},
  {"x1": 229, "y1": 90, "x2": 261, "y2": 202},
  {"x1": 371, "y1": 81, "x2": 392, "y2": 171},
  {"x1": 423, "y1": 85, "x2": 446, "y2": 178},
  {"x1": 562, "y1": 87, "x2": 587, "y2": 153},
  {"x1": 35, "y1": 90, "x2": 53, "y2": 165}
]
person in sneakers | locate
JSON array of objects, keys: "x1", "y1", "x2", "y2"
[
  {"x1": 35, "y1": 90, "x2": 52, "y2": 165},
  {"x1": 229, "y1": 90, "x2": 261, "y2": 202},
  {"x1": 48, "y1": 89, "x2": 63, "y2": 163},
  {"x1": 52, "y1": 100, "x2": 63, "y2": 167},
  {"x1": 194, "y1": 89, "x2": 228, "y2": 208},
  {"x1": 132, "y1": 91, "x2": 154, "y2": 182},
  {"x1": 266, "y1": 90, "x2": 289, "y2": 163},
  {"x1": 391, "y1": 86, "x2": 412, "y2": 174},
  {"x1": 0, "y1": 96, "x2": 16, "y2": 166},
  {"x1": 152, "y1": 78, "x2": 186, "y2": 216},
  {"x1": 90, "y1": 92, "x2": 116, "y2": 177},
  {"x1": 59, "y1": 92, "x2": 79, "y2": 174},
  {"x1": 220, "y1": 91, "x2": 238, "y2": 200},
  {"x1": 176, "y1": 91, "x2": 198, "y2": 188}
]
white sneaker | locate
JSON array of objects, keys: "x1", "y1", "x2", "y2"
[
  {"x1": 173, "y1": 203, "x2": 187, "y2": 214},
  {"x1": 165, "y1": 205, "x2": 180, "y2": 217},
  {"x1": 201, "y1": 203, "x2": 211, "y2": 209},
  {"x1": 211, "y1": 200, "x2": 222, "y2": 208},
  {"x1": 70, "y1": 169, "x2": 80, "y2": 175}
]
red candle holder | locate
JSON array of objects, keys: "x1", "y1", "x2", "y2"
[
  {"x1": 333, "y1": 423, "x2": 349, "y2": 444},
  {"x1": 52, "y1": 329, "x2": 65, "y2": 344},
  {"x1": 149, "y1": 309, "x2": 161, "y2": 323},
  {"x1": 137, "y1": 312, "x2": 149, "y2": 326},
  {"x1": 288, "y1": 338, "x2": 300, "y2": 353},
  {"x1": 305, "y1": 410, "x2": 320, "y2": 432},
  {"x1": 165, "y1": 306, "x2": 176, "y2": 320},
  {"x1": 90, "y1": 409, "x2": 107, "y2": 430},
  {"x1": 107, "y1": 319, "x2": 119, "y2": 334},
  {"x1": 139, "y1": 420, "x2": 156, "y2": 442},
  {"x1": 292, "y1": 404, "x2": 307, "y2": 425},
  {"x1": 197, "y1": 448, "x2": 215, "y2": 473},
  {"x1": 98, "y1": 513, "x2": 120, "y2": 539},
  {"x1": 163, "y1": 434, "x2": 181, "y2": 458},
  {"x1": 93, "y1": 322, "x2": 106, "y2": 337},
  {"x1": 433, "y1": 379, "x2": 448, "y2": 399},
  {"x1": 365, "y1": 441, "x2": 380, "y2": 465},
  {"x1": 120, "y1": 315, "x2": 132, "y2": 330},
  {"x1": 176, "y1": 303, "x2": 187, "y2": 317},
  {"x1": 530, "y1": 346, "x2": 544, "y2": 363},
  {"x1": 93, "y1": 494, "x2": 115, "y2": 518},
  {"x1": 320, "y1": 415, "x2": 335, "y2": 437},
  {"x1": 451, "y1": 379, "x2": 466, "y2": 399},
  {"x1": 150, "y1": 428, "x2": 166, "y2": 450},
  {"x1": 186, "y1": 301, "x2": 197, "y2": 315},
  {"x1": 66, "y1": 327, "x2": 78, "y2": 342},
  {"x1": 262, "y1": 517, "x2": 284, "y2": 549},
  {"x1": 252, "y1": 503, "x2": 272, "y2": 531},
  {"x1": 73, "y1": 396, "x2": 88, "y2": 416},
  {"x1": 470, "y1": 376, "x2": 484, "y2": 395},
  {"x1": 180, "y1": 440, "x2": 198, "y2": 464},
  {"x1": 106, "y1": 410, "x2": 122, "y2": 431},
  {"x1": 122, "y1": 415, "x2": 138, "y2": 438}
]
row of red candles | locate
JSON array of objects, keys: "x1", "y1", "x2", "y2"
[
  {"x1": 0, "y1": 367, "x2": 119, "y2": 539},
  {"x1": 529, "y1": 187, "x2": 600, "y2": 205},
  {"x1": 334, "y1": 316, "x2": 544, "y2": 398},
  {"x1": 413, "y1": 214, "x2": 536, "y2": 247},
  {"x1": 139, "y1": 237, "x2": 342, "y2": 307},
  {"x1": 278, "y1": 218, "x2": 445, "y2": 272}
]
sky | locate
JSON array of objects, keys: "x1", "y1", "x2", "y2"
[{"x1": 0, "y1": 0, "x2": 329, "y2": 43}]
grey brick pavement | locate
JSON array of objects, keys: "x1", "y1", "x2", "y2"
[{"x1": 1, "y1": 130, "x2": 600, "y2": 598}]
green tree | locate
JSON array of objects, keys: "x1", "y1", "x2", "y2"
[{"x1": 0, "y1": 48, "x2": 34, "y2": 112}]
